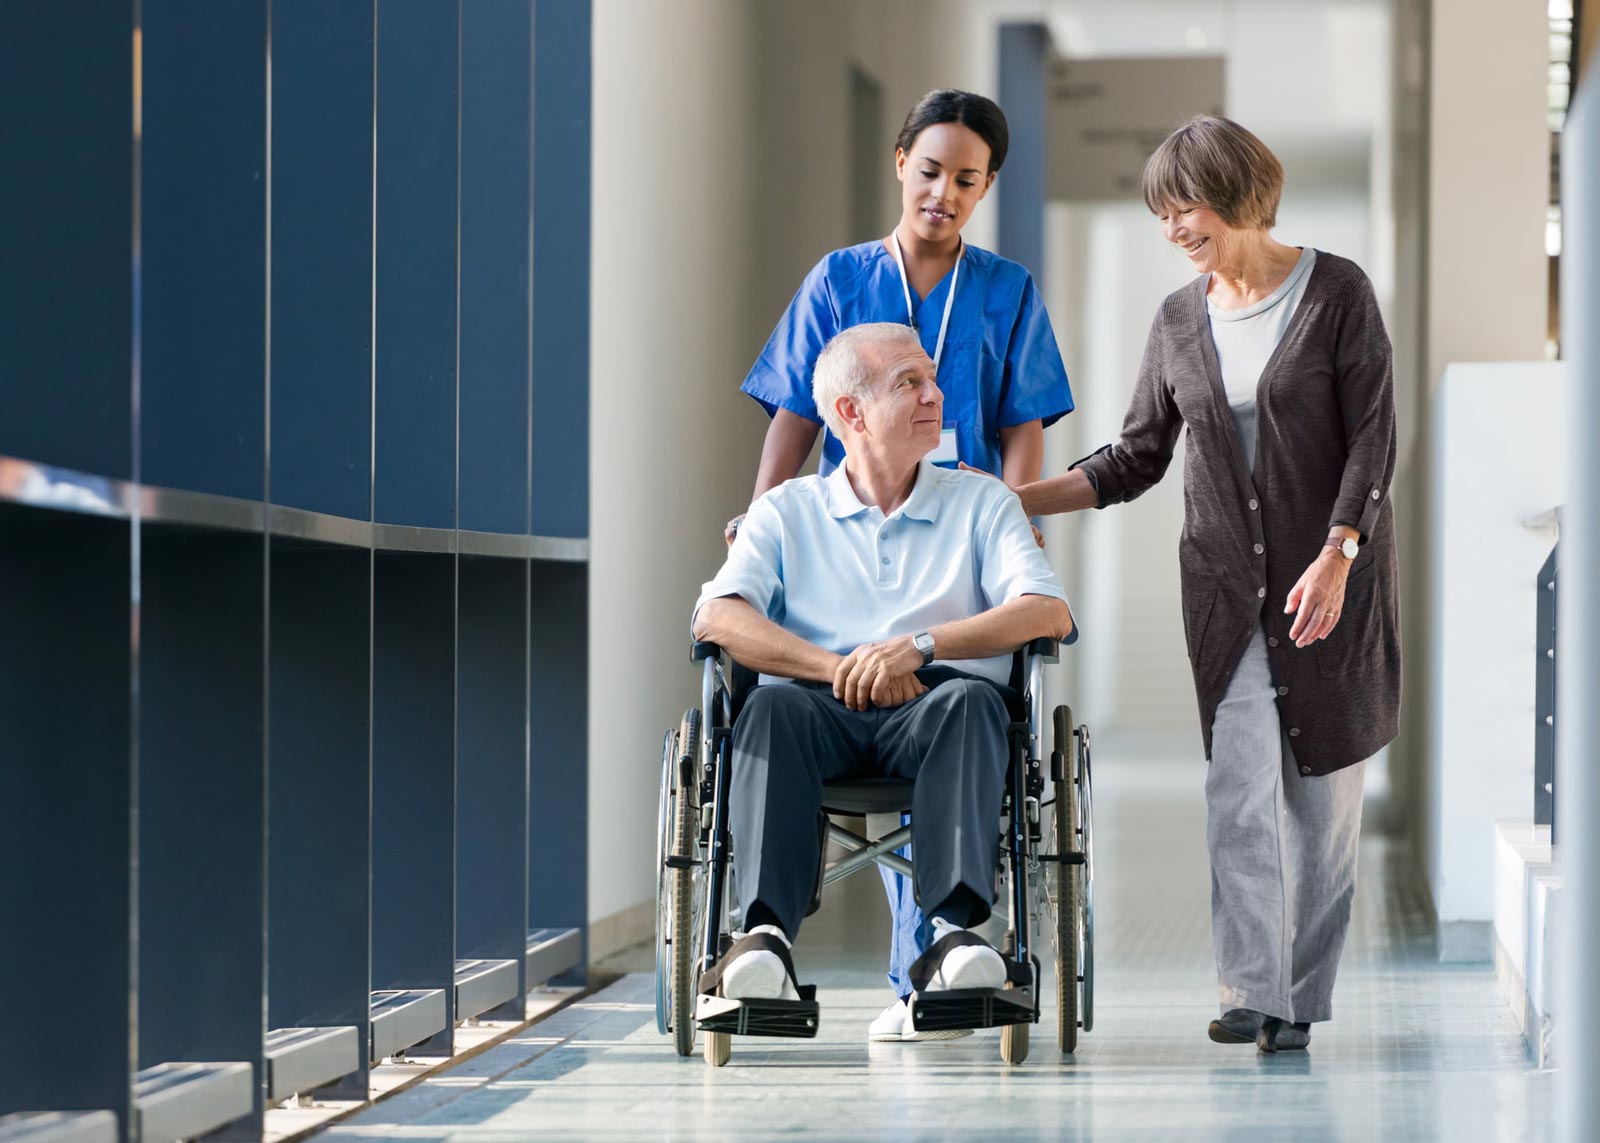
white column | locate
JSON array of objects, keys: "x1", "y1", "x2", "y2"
[
  {"x1": 1557, "y1": 68, "x2": 1600, "y2": 1143},
  {"x1": 1416, "y1": 0, "x2": 1550, "y2": 960}
]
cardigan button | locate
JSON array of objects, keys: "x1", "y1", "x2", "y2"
[
  {"x1": 1257, "y1": 587, "x2": 1266, "y2": 599},
  {"x1": 1268, "y1": 637, "x2": 1280, "y2": 647},
  {"x1": 1277, "y1": 686, "x2": 1289, "y2": 696},
  {"x1": 1300, "y1": 765, "x2": 1312, "y2": 775},
  {"x1": 1288, "y1": 728, "x2": 1301, "y2": 737},
  {"x1": 1248, "y1": 498, "x2": 1259, "y2": 510},
  {"x1": 1254, "y1": 543, "x2": 1264, "y2": 555}
]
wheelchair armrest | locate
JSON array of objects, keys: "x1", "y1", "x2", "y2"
[
  {"x1": 691, "y1": 640, "x2": 723, "y2": 663},
  {"x1": 1025, "y1": 637, "x2": 1060, "y2": 661}
]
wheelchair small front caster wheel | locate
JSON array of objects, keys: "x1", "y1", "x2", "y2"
[
  {"x1": 1000, "y1": 1018, "x2": 1029, "y2": 1065},
  {"x1": 704, "y1": 1030, "x2": 731, "y2": 1067}
]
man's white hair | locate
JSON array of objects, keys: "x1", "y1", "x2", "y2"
[{"x1": 811, "y1": 323, "x2": 921, "y2": 439}]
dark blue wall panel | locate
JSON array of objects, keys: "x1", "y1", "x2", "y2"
[
  {"x1": 529, "y1": 563, "x2": 587, "y2": 955},
  {"x1": 456, "y1": 557, "x2": 528, "y2": 1000},
  {"x1": 458, "y1": 0, "x2": 531, "y2": 535},
  {"x1": 267, "y1": 544, "x2": 371, "y2": 1090},
  {"x1": 0, "y1": 3, "x2": 132, "y2": 478},
  {"x1": 137, "y1": 529, "x2": 266, "y2": 1132},
  {"x1": 372, "y1": 552, "x2": 456, "y2": 1052},
  {"x1": 270, "y1": 1, "x2": 374, "y2": 520},
  {"x1": 140, "y1": 3, "x2": 268, "y2": 501},
  {"x1": 997, "y1": 23, "x2": 1048, "y2": 286},
  {"x1": 374, "y1": 0, "x2": 459, "y2": 530},
  {"x1": 529, "y1": 0, "x2": 591, "y2": 539},
  {"x1": 0, "y1": 508, "x2": 133, "y2": 1131}
]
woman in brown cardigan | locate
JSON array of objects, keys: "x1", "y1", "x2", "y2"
[{"x1": 1014, "y1": 117, "x2": 1400, "y2": 1052}]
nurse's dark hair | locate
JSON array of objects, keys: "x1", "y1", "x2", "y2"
[{"x1": 896, "y1": 89, "x2": 1009, "y2": 174}]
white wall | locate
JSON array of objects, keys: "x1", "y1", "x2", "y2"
[
  {"x1": 1393, "y1": 0, "x2": 1551, "y2": 914},
  {"x1": 586, "y1": 0, "x2": 987, "y2": 950},
  {"x1": 587, "y1": 0, "x2": 758, "y2": 944},
  {"x1": 1427, "y1": 362, "x2": 1569, "y2": 960}
]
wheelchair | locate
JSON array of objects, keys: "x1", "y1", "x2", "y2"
[{"x1": 655, "y1": 637, "x2": 1095, "y2": 1067}]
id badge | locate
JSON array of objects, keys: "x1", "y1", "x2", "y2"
[{"x1": 928, "y1": 422, "x2": 960, "y2": 465}]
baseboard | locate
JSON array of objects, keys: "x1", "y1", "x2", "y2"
[
  {"x1": 588, "y1": 899, "x2": 654, "y2": 963},
  {"x1": 1437, "y1": 919, "x2": 1494, "y2": 964}
]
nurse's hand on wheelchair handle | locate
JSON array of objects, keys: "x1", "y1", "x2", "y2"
[{"x1": 833, "y1": 637, "x2": 927, "y2": 712}]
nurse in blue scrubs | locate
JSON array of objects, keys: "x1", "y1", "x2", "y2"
[{"x1": 727, "y1": 89, "x2": 1074, "y2": 1043}]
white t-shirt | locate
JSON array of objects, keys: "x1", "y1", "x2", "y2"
[
  {"x1": 693, "y1": 460, "x2": 1070, "y2": 686},
  {"x1": 1206, "y1": 246, "x2": 1317, "y2": 474}
]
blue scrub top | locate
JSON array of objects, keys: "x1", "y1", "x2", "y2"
[{"x1": 741, "y1": 240, "x2": 1074, "y2": 476}]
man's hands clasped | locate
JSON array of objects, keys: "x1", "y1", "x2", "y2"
[{"x1": 832, "y1": 636, "x2": 927, "y2": 711}]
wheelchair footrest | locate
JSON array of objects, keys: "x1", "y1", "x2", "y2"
[
  {"x1": 909, "y1": 986, "x2": 1035, "y2": 1032},
  {"x1": 695, "y1": 992, "x2": 821, "y2": 1038}
]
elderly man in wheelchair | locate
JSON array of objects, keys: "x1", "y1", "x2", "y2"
[{"x1": 665, "y1": 321, "x2": 1091, "y2": 1066}]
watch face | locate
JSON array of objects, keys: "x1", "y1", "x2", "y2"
[{"x1": 1341, "y1": 538, "x2": 1359, "y2": 559}]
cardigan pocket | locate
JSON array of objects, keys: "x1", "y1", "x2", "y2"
[{"x1": 1317, "y1": 564, "x2": 1379, "y2": 678}]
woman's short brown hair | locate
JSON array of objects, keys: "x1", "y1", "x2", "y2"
[{"x1": 1141, "y1": 115, "x2": 1284, "y2": 230}]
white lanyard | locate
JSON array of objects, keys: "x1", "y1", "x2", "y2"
[{"x1": 890, "y1": 232, "x2": 962, "y2": 374}]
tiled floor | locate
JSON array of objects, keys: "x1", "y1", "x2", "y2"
[{"x1": 318, "y1": 740, "x2": 1553, "y2": 1142}]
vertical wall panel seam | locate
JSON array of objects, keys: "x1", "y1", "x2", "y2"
[
  {"x1": 261, "y1": 0, "x2": 275, "y2": 1092},
  {"x1": 451, "y1": 0, "x2": 464, "y2": 1016},
  {"x1": 128, "y1": 3, "x2": 144, "y2": 1123},
  {"x1": 365, "y1": 0, "x2": 380, "y2": 1066},
  {"x1": 523, "y1": 0, "x2": 537, "y2": 989}
]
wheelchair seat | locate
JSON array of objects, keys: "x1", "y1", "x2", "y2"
[{"x1": 819, "y1": 778, "x2": 914, "y2": 817}]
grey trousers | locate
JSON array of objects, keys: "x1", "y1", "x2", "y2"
[
  {"x1": 730, "y1": 676, "x2": 1010, "y2": 940},
  {"x1": 1207, "y1": 626, "x2": 1365, "y2": 1024}
]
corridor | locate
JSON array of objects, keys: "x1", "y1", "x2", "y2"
[{"x1": 320, "y1": 743, "x2": 1552, "y2": 1142}]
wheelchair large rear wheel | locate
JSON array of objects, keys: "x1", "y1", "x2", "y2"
[
  {"x1": 669, "y1": 709, "x2": 703, "y2": 1057},
  {"x1": 654, "y1": 729, "x2": 675, "y2": 1036},
  {"x1": 1077, "y1": 722, "x2": 1096, "y2": 1035},
  {"x1": 1051, "y1": 706, "x2": 1080, "y2": 1054}
]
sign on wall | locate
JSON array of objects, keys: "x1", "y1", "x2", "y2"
[{"x1": 1046, "y1": 55, "x2": 1226, "y2": 201}]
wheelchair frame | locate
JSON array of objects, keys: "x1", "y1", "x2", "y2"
[{"x1": 655, "y1": 639, "x2": 1093, "y2": 1067}]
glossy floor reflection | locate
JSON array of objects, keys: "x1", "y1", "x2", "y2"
[{"x1": 320, "y1": 741, "x2": 1553, "y2": 1142}]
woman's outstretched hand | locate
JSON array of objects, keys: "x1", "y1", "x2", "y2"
[{"x1": 1284, "y1": 549, "x2": 1351, "y2": 647}]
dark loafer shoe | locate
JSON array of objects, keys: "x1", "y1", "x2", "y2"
[
  {"x1": 1258, "y1": 1018, "x2": 1311, "y2": 1052},
  {"x1": 1208, "y1": 1008, "x2": 1267, "y2": 1044}
]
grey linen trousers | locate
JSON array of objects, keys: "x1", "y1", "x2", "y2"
[
  {"x1": 1207, "y1": 627, "x2": 1365, "y2": 1024},
  {"x1": 730, "y1": 676, "x2": 1010, "y2": 939}
]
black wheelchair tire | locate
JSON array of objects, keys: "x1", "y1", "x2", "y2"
[
  {"x1": 670, "y1": 708, "x2": 702, "y2": 1057},
  {"x1": 1053, "y1": 705, "x2": 1080, "y2": 1054}
]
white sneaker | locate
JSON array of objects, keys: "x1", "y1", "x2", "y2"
[
  {"x1": 718, "y1": 925, "x2": 800, "y2": 1002},
  {"x1": 868, "y1": 997, "x2": 973, "y2": 1042},
  {"x1": 921, "y1": 918, "x2": 1006, "y2": 992}
]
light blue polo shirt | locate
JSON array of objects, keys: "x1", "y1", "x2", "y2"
[{"x1": 693, "y1": 460, "x2": 1069, "y2": 686}]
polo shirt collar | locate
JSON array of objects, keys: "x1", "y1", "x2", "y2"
[{"x1": 824, "y1": 459, "x2": 942, "y2": 524}]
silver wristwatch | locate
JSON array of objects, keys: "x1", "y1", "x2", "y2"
[
  {"x1": 912, "y1": 631, "x2": 936, "y2": 667},
  {"x1": 1325, "y1": 536, "x2": 1359, "y2": 560}
]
